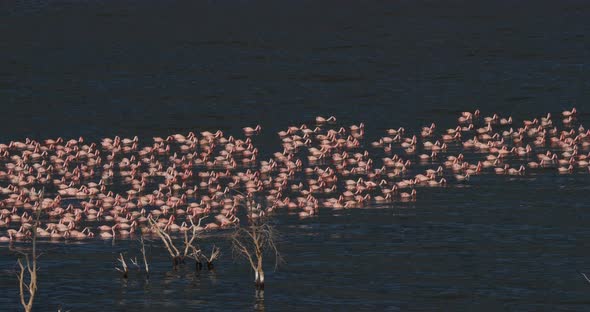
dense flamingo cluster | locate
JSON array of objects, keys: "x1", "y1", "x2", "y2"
[{"x1": 0, "y1": 108, "x2": 588, "y2": 242}]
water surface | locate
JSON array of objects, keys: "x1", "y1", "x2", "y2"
[{"x1": 2, "y1": 0, "x2": 590, "y2": 311}]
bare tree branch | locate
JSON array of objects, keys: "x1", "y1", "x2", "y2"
[
  {"x1": 580, "y1": 271, "x2": 590, "y2": 284},
  {"x1": 139, "y1": 237, "x2": 150, "y2": 277},
  {"x1": 16, "y1": 187, "x2": 43, "y2": 312},
  {"x1": 231, "y1": 197, "x2": 282, "y2": 289},
  {"x1": 115, "y1": 253, "x2": 129, "y2": 278},
  {"x1": 148, "y1": 216, "x2": 180, "y2": 259},
  {"x1": 148, "y1": 215, "x2": 209, "y2": 269}
]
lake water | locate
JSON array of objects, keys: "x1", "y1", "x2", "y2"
[{"x1": 1, "y1": 0, "x2": 590, "y2": 311}]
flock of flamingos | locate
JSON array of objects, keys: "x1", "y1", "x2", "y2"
[{"x1": 0, "y1": 108, "x2": 587, "y2": 242}]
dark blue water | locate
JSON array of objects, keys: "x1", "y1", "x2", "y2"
[{"x1": 2, "y1": 0, "x2": 590, "y2": 310}]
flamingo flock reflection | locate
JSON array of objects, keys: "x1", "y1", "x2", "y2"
[{"x1": 0, "y1": 108, "x2": 588, "y2": 242}]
